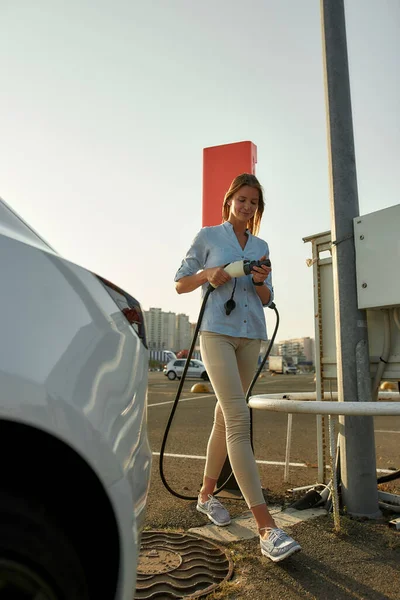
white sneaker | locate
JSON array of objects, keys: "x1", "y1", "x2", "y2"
[
  {"x1": 260, "y1": 527, "x2": 301, "y2": 562},
  {"x1": 196, "y1": 495, "x2": 231, "y2": 526}
]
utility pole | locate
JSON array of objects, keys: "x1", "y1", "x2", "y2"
[{"x1": 320, "y1": 0, "x2": 381, "y2": 517}]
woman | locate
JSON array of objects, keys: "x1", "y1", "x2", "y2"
[{"x1": 174, "y1": 173, "x2": 301, "y2": 562}]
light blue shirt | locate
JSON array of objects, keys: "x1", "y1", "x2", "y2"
[{"x1": 174, "y1": 221, "x2": 274, "y2": 341}]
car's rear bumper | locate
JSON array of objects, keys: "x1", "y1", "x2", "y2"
[{"x1": 106, "y1": 431, "x2": 152, "y2": 599}]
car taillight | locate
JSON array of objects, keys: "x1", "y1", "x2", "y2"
[
  {"x1": 96, "y1": 275, "x2": 148, "y2": 348},
  {"x1": 121, "y1": 304, "x2": 147, "y2": 347}
]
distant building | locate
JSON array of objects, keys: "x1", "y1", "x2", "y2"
[
  {"x1": 260, "y1": 341, "x2": 279, "y2": 356},
  {"x1": 144, "y1": 308, "x2": 200, "y2": 360},
  {"x1": 190, "y1": 322, "x2": 201, "y2": 350},
  {"x1": 277, "y1": 337, "x2": 315, "y2": 365},
  {"x1": 144, "y1": 308, "x2": 176, "y2": 351},
  {"x1": 175, "y1": 313, "x2": 191, "y2": 352}
]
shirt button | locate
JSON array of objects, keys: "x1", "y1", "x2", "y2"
[
  {"x1": 244, "y1": 320, "x2": 247, "y2": 323},
  {"x1": 245, "y1": 304, "x2": 248, "y2": 307},
  {"x1": 244, "y1": 288, "x2": 246, "y2": 291}
]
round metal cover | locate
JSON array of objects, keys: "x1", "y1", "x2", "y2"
[
  {"x1": 135, "y1": 530, "x2": 234, "y2": 599},
  {"x1": 138, "y1": 548, "x2": 182, "y2": 575}
]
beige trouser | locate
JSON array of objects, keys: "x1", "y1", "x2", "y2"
[{"x1": 199, "y1": 331, "x2": 265, "y2": 508}]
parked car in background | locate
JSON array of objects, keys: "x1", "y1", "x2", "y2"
[
  {"x1": 164, "y1": 358, "x2": 209, "y2": 381},
  {"x1": 0, "y1": 196, "x2": 152, "y2": 599}
]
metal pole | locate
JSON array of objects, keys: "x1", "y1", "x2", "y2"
[
  {"x1": 284, "y1": 413, "x2": 293, "y2": 482},
  {"x1": 328, "y1": 416, "x2": 341, "y2": 532},
  {"x1": 312, "y1": 236, "x2": 327, "y2": 484},
  {"x1": 320, "y1": 0, "x2": 381, "y2": 517}
]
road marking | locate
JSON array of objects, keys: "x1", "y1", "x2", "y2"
[
  {"x1": 148, "y1": 394, "x2": 214, "y2": 408},
  {"x1": 375, "y1": 430, "x2": 400, "y2": 434},
  {"x1": 152, "y1": 452, "x2": 395, "y2": 474},
  {"x1": 153, "y1": 452, "x2": 307, "y2": 468}
]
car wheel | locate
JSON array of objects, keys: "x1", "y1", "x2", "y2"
[
  {"x1": 0, "y1": 492, "x2": 89, "y2": 599},
  {"x1": 201, "y1": 372, "x2": 209, "y2": 381},
  {"x1": 167, "y1": 371, "x2": 176, "y2": 380}
]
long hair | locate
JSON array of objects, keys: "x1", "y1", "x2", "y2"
[{"x1": 222, "y1": 173, "x2": 265, "y2": 236}]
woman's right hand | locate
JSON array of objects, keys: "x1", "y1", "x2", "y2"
[{"x1": 205, "y1": 266, "x2": 232, "y2": 288}]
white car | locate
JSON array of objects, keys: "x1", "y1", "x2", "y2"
[
  {"x1": 0, "y1": 197, "x2": 152, "y2": 599},
  {"x1": 164, "y1": 358, "x2": 209, "y2": 381}
]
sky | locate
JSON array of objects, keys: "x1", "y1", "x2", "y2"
[{"x1": 1, "y1": 0, "x2": 398, "y2": 342}]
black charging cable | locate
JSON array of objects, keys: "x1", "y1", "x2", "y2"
[
  {"x1": 159, "y1": 282, "x2": 280, "y2": 500},
  {"x1": 224, "y1": 278, "x2": 237, "y2": 315}
]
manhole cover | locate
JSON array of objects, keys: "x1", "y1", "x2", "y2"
[
  {"x1": 138, "y1": 548, "x2": 182, "y2": 575},
  {"x1": 135, "y1": 531, "x2": 234, "y2": 599}
]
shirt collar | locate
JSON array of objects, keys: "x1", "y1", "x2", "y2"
[{"x1": 222, "y1": 221, "x2": 251, "y2": 236}]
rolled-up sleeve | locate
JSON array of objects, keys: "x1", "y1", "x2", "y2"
[
  {"x1": 174, "y1": 229, "x2": 208, "y2": 282},
  {"x1": 263, "y1": 273, "x2": 274, "y2": 307},
  {"x1": 263, "y1": 242, "x2": 274, "y2": 307}
]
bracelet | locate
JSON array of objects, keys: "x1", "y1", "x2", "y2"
[{"x1": 252, "y1": 278, "x2": 264, "y2": 287}]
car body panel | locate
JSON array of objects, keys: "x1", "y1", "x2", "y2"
[
  {"x1": 0, "y1": 197, "x2": 152, "y2": 598},
  {"x1": 0, "y1": 195, "x2": 57, "y2": 253}
]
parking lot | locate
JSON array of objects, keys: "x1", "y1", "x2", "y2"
[{"x1": 146, "y1": 371, "x2": 400, "y2": 501}]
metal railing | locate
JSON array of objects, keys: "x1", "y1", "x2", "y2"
[{"x1": 249, "y1": 393, "x2": 400, "y2": 531}]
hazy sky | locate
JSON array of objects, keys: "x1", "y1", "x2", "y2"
[{"x1": 1, "y1": 1, "x2": 398, "y2": 341}]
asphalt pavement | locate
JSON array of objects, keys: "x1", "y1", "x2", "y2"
[{"x1": 147, "y1": 371, "x2": 400, "y2": 499}]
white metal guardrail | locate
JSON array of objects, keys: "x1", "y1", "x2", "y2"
[
  {"x1": 250, "y1": 392, "x2": 400, "y2": 482},
  {"x1": 251, "y1": 391, "x2": 400, "y2": 403},
  {"x1": 249, "y1": 394, "x2": 400, "y2": 531},
  {"x1": 249, "y1": 397, "x2": 400, "y2": 415}
]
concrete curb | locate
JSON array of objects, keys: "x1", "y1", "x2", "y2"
[{"x1": 188, "y1": 506, "x2": 327, "y2": 543}]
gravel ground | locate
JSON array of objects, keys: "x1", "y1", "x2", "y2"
[
  {"x1": 144, "y1": 372, "x2": 400, "y2": 598},
  {"x1": 144, "y1": 465, "x2": 400, "y2": 600}
]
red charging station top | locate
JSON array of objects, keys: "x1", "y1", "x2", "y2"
[{"x1": 202, "y1": 141, "x2": 257, "y2": 227}]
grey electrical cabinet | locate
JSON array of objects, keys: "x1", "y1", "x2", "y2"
[{"x1": 354, "y1": 204, "x2": 400, "y2": 310}]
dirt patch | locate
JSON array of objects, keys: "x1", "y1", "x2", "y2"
[
  {"x1": 204, "y1": 516, "x2": 400, "y2": 599},
  {"x1": 144, "y1": 465, "x2": 400, "y2": 599}
]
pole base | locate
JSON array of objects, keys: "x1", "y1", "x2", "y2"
[
  {"x1": 216, "y1": 487, "x2": 269, "y2": 502},
  {"x1": 216, "y1": 489, "x2": 243, "y2": 500}
]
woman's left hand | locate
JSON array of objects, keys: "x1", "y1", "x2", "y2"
[{"x1": 251, "y1": 255, "x2": 271, "y2": 284}]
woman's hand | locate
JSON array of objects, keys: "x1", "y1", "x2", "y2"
[
  {"x1": 251, "y1": 255, "x2": 271, "y2": 284},
  {"x1": 205, "y1": 266, "x2": 232, "y2": 288},
  {"x1": 175, "y1": 266, "x2": 231, "y2": 294}
]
